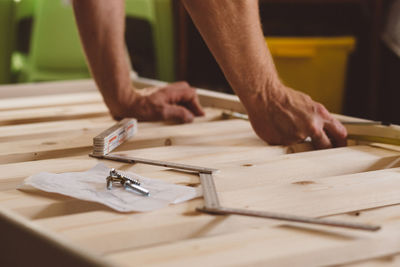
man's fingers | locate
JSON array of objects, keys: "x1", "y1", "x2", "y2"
[
  {"x1": 324, "y1": 118, "x2": 348, "y2": 147},
  {"x1": 315, "y1": 103, "x2": 347, "y2": 148},
  {"x1": 162, "y1": 105, "x2": 195, "y2": 123},
  {"x1": 164, "y1": 82, "x2": 205, "y2": 117},
  {"x1": 182, "y1": 94, "x2": 205, "y2": 116},
  {"x1": 311, "y1": 129, "x2": 332, "y2": 149}
]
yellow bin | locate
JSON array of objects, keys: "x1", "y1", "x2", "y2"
[{"x1": 266, "y1": 37, "x2": 355, "y2": 113}]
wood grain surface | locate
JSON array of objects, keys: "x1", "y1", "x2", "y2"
[{"x1": 1, "y1": 78, "x2": 400, "y2": 266}]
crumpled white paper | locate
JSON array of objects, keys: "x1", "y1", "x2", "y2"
[{"x1": 18, "y1": 163, "x2": 202, "y2": 212}]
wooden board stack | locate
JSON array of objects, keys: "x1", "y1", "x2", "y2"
[{"x1": 1, "y1": 78, "x2": 400, "y2": 266}]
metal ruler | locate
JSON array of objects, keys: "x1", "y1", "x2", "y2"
[
  {"x1": 90, "y1": 153, "x2": 217, "y2": 174},
  {"x1": 196, "y1": 172, "x2": 380, "y2": 232},
  {"x1": 91, "y1": 118, "x2": 380, "y2": 231},
  {"x1": 93, "y1": 153, "x2": 380, "y2": 231}
]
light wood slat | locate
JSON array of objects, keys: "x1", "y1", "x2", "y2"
[
  {"x1": 213, "y1": 145, "x2": 400, "y2": 192},
  {"x1": 0, "y1": 78, "x2": 164, "y2": 99},
  {"x1": 0, "y1": 142, "x2": 307, "y2": 191},
  {"x1": 105, "y1": 223, "x2": 400, "y2": 267},
  {"x1": 33, "y1": 203, "x2": 400, "y2": 266},
  {"x1": 0, "y1": 107, "x2": 223, "y2": 143},
  {"x1": 1, "y1": 145, "x2": 397, "y2": 210},
  {"x1": 102, "y1": 203, "x2": 400, "y2": 266},
  {"x1": 28, "y1": 167, "x2": 400, "y2": 255},
  {"x1": 0, "y1": 143, "x2": 393, "y2": 191},
  {"x1": 218, "y1": 167, "x2": 400, "y2": 216},
  {"x1": 35, "y1": 200, "x2": 275, "y2": 255},
  {"x1": 2, "y1": 79, "x2": 400, "y2": 266},
  {"x1": 0, "y1": 92, "x2": 103, "y2": 111},
  {"x1": 0, "y1": 119, "x2": 262, "y2": 164},
  {"x1": 0, "y1": 117, "x2": 114, "y2": 142},
  {"x1": 0, "y1": 145, "x2": 301, "y2": 217},
  {"x1": 104, "y1": 206, "x2": 400, "y2": 267},
  {"x1": 0, "y1": 103, "x2": 109, "y2": 126},
  {"x1": 1, "y1": 146, "x2": 397, "y2": 255},
  {"x1": 0, "y1": 79, "x2": 97, "y2": 98}
]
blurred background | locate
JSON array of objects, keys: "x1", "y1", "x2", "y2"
[{"x1": 0, "y1": 0, "x2": 399, "y2": 123}]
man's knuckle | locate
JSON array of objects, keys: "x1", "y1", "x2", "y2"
[{"x1": 308, "y1": 124, "x2": 321, "y2": 138}]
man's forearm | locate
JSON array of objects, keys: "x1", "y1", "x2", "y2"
[
  {"x1": 182, "y1": 0, "x2": 280, "y2": 102},
  {"x1": 72, "y1": 0, "x2": 204, "y2": 122},
  {"x1": 183, "y1": 0, "x2": 347, "y2": 148},
  {"x1": 72, "y1": 0, "x2": 134, "y2": 113}
]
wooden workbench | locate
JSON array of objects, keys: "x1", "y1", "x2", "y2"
[{"x1": 1, "y1": 78, "x2": 400, "y2": 266}]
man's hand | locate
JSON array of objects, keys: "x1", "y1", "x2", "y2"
[
  {"x1": 183, "y1": 0, "x2": 347, "y2": 149},
  {"x1": 109, "y1": 81, "x2": 205, "y2": 123},
  {"x1": 72, "y1": 1, "x2": 203, "y2": 124},
  {"x1": 243, "y1": 83, "x2": 347, "y2": 149}
]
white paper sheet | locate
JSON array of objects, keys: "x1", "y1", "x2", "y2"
[{"x1": 18, "y1": 163, "x2": 202, "y2": 212}]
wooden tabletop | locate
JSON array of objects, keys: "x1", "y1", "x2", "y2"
[{"x1": 1, "y1": 78, "x2": 400, "y2": 266}]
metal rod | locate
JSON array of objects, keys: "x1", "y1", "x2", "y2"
[
  {"x1": 197, "y1": 206, "x2": 381, "y2": 232},
  {"x1": 197, "y1": 173, "x2": 381, "y2": 232},
  {"x1": 90, "y1": 153, "x2": 218, "y2": 174},
  {"x1": 124, "y1": 181, "x2": 150, "y2": 196}
]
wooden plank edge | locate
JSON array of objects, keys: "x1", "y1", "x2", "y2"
[
  {"x1": 133, "y1": 77, "x2": 247, "y2": 113},
  {"x1": 0, "y1": 207, "x2": 116, "y2": 267}
]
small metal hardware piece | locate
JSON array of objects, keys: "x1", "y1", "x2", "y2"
[
  {"x1": 109, "y1": 168, "x2": 141, "y2": 185},
  {"x1": 123, "y1": 180, "x2": 150, "y2": 196},
  {"x1": 106, "y1": 168, "x2": 149, "y2": 196}
]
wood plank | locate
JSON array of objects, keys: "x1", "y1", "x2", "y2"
[
  {"x1": 2, "y1": 78, "x2": 400, "y2": 266},
  {"x1": 34, "y1": 200, "x2": 274, "y2": 255},
  {"x1": 218, "y1": 167, "x2": 400, "y2": 216},
  {"x1": 0, "y1": 107, "x2": 223, "y2": 142},
  {"x1": 0, "y1": 142, "x2": 308, "y2": 191},
  {"x1": 213, "y1": 145, "x2": 400, "y2": 192},
  {"x1": 99, "y1": 203, "x2": 400, "y2": 266},
  {"x1": 26, "y1": 166, "x2": 400, "y2": 255},
  {"x1": 0, "y1": 79, "x2": 97, "y2": 98},
  {"x1": 16, "y1": 192, "x2": 400, "y2": 266},
  {"x1": 0, "y1": 92, "x2": 103, "y2": 111},
  {"x1": 0, "y1": 117, "x2": 114, "y2": 142},
  {"x1": 0, "y1": 143, "x2": 393, "y2": 191},
  {"x1": 102, "y1": 204, "x2": 400, "y2": 266},
  {"x1": 0, "y1": 103, "x2": 109, "y2": 126},
  {"x1": 0, "y1": 146, "x2": 397, "y2": 256},
  {"x1": 0, "y1": 119, "x2": 263, "y2": 164},
  {"x1": 1, "y1": 145, "x2": 397, "y2": 209},
  {"x1": 105, "y1": 218, "x2": 400, "y2": 267}
]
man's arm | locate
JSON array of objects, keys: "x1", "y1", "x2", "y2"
[
  {"x1": 72, "y1": 0, "x2": 203, "y2": 123},
  {"x1": 183, "y1": 0, "x2": 347, "y2": 148}
]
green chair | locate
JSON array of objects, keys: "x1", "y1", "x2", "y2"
[
  {"x1": 0, "y1": 0, "x2": 17, "y2": 84},
  {"x1": 14, "y1": 0, "x2": 175, "y2": 83},
  {"x1": 16, "y1": 0, "x2": 90, "y2": 82}
]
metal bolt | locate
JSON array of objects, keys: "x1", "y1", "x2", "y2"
[
  {"x1": 106, "y1": 168, "x2": 149, "y2": 196},
  {"x1": 109, "y1": 168, "x2": 140, "y2": 185},
  {"x1": 123, "y1": 179, "x2": 150, "y2": 196}
]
